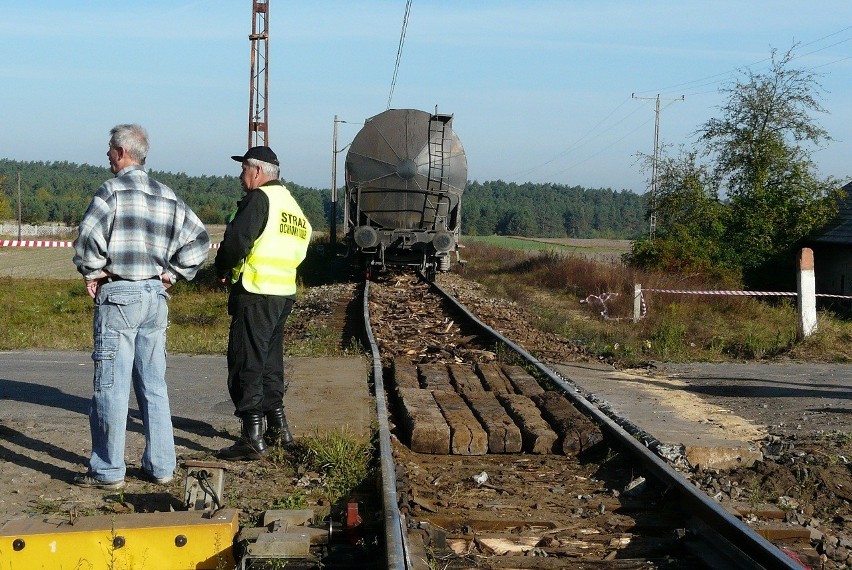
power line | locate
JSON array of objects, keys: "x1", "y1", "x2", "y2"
[
  {"x1": 634, "y1": 25, "x2": 852, "y2": 99},
  {"x1": 545, "y1": 114, "x2": 655, "y2": 181},
  {"x1": 387, "y1": 0, "x2": 413, "y2": 110},
  {"x1": 507, "y1": 97, "x2": 633, "y2": 179},
  {"x1": 506, "y1": 97, "x2": 653, "y2": 181},
  {"x1": 502, "y1": 26, "x2": 849, "y2": 186}
]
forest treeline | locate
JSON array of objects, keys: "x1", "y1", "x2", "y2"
[{"x1": 0, "y1": 158, "x2": 647, "y2": 239}]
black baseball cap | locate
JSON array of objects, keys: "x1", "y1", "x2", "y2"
[{"x1": 231, "y1": 146, "x2": 279, "y2": 166}]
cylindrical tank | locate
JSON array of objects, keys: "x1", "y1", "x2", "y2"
[{"x1": 345, "y1": 108, "x2": 467, "y2": 233}]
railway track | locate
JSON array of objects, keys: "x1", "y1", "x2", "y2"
[{"x1": 363, "y1": 273, "x2": 806, "y2": 570}]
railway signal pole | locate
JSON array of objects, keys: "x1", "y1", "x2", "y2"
[
  {"x1": 632, "y1": 93, "x2": 684, "y2": 240},
  {"x1": 248, "y1": 1, "x2": 270, "y2": 148}
]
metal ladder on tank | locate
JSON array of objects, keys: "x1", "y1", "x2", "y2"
[{"x1": 427, "y1": 113, "x2": 453, "y2": 231}]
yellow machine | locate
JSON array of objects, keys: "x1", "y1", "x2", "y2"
[{"x1": 0, "y1": 508, "x2": 239, "y2": 570}]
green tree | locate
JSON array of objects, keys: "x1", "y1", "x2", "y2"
[
  {"x1": 0, "y1": 175, "x2": 13, "y2": 219},
  {"x1": 626, "y1": 148, "x2": 731, "y2": 277},
  {"x1": 628, "y1": 46, "x2": 843, "y2": 287},
  {"x1": 700, "y1": 46, "x2": 842, "y2": 280},
  {"x1": 497, "y1": 209, "x2": 536, "y2": 236}
]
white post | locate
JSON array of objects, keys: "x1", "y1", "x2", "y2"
[
  {"x1": 797, "y1": 248, "x2": 817, "y2": 338},
  {"x1": 633, "y1": 283, "x2": 642, "y2": 323}
]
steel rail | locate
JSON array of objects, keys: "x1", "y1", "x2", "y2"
[
  {"x1": 363, "y1": 279, "x2": 407, "y2": 569},
  {"x1": 424, "y1": 276, "x2": 803, "y2": 570}
]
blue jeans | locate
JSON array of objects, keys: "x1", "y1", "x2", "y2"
[{"x1": 87, "y1": 279, "x2": 175, "y2": 482}]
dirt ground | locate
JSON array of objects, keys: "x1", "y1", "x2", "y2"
[{"x1": 651, "y1": 361, "x2": 852, "y2": 564}]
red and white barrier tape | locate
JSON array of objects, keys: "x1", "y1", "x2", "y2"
[
  {"x1": 582, "y1": 287, "x2": 852, "y2": 321},
  {"x1": 1, "y1": 240, "x2": 219, "y2": 249},
  {"x1": 644, "y1": 288, "x2": 852, "y2": 299},
  {"x1": 644, "y1": 288, "x2": 796, "y2": 296},
  {"x1": 1, "y1": 240, "x2": 74, "y2": 248},
  {"x1": 581, "y1": 292, "x2": 647, "y2": 321}
]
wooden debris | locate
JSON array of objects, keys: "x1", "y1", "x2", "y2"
[
  {"x1": 419, "y1": 363, "x2": 454, "y2": 391},
  {"x1": 474, "y1": 535, "x2": 540, "y2": 555},
  {"x1": 533, "y1": 391, "x2": 603, "y2": 455},
  {"x1": 433, "y1": 390, "x2": 489, "y2": 455},
  {"x1": 397, "y1": 388, "x2": 451, "y2": 454},
  {"x1": 448, "y1": 363, "x2": 485, "y2": 395},
  {"x1": 497, "y1": 393, "x2": 558, "y2": 454},
  {"x1": 393, "y1": 357, "x2": 421, "y2": 390},
  {"x1": 501, "y1": 364, "x2": 545, "y2": 397},
  {"x1": 475, "y1": 362, "x2": 515, "y2": 393},
  {"x1": 463, "y1": 391, "x2": 523, "y2": 453}
]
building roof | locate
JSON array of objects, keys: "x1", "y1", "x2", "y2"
[{"x1": 812, "y1": 181, "x2": 852, "y2": 245}]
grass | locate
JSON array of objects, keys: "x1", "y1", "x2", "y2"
[
  {"x1": 1, "y1": 237, "x2": 849, "y2": 366},
  {"x1": 292, "y1": 428, "x2": 374, "y2": 506},
  {"x1": 0, "y1": 245, "x2": 349, "y2": 356},
  {"x1": 456, "y1": 242, "x2": 852, "y2": 366},
  {"x1": 462, "y1": 235, "x2": 630, "y2": 263},
  {"x1": 0, "y1": 274, "x2": 233, "y2": 353}
]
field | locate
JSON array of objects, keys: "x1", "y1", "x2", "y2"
[
  {"x1": 3, "y1": 232, "x2": 851, "y2": 364},
  {"x1": 0, "y1": 232, "x2": 630, "y2": 280},
  {"x1": 462, "y1": 235, "x2": 631, "y2": 262},
  {"x1": 0, "y1": 226, "x2": 226, "y2": 280}
]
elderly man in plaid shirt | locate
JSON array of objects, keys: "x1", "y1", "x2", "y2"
[{"x1": 72, "y1": 123, "x2": 210, "y2": 490}]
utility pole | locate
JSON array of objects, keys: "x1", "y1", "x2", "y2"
[
  {"x1": 632, "y1": 93, "x2": 684, "y2": 240},
  {"x1": 248, "y1": 1, "x2": 270, "y2": 148},
  {"x1": 17, "y1": 172, "x2": 21, "y2": 241},
  {"x1": 331, "y1": 115, "x2": 339, "y2": 246},
  {"x1": 331, "y1": 116, "x2": 352, "y2": 247}
]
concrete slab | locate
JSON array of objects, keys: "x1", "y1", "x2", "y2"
[
  {"x1": 285, "y1": 357, "x2": 373, "y2": 440},
  {"x1": 551, "y1": 361, "x2": 765, "y2": 470},
  {"x1": 0, "y1": 351, "x2": 373, "y2": 441}
]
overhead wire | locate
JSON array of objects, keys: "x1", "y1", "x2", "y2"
[
  {"x1": 637, "y1": 25, "x2": 852, "y2": 100},
  {"x1": 387, "y1": 0, "x2": 413, "y2": 110},
  {"x1": 508, "y1": 97, "x2": 633, "y2": 179},
  {"x1": 512, "y1": 25, "x2": 851, "y2": 183},
  {"x1": 507, "y1": 97, "x2": 646, "y2": 181},
  {"x1": 543, "y1": 106, "x2": 663, "y2": 182}
]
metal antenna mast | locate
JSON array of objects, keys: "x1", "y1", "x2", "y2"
[
  {"x1": 632, "y1": 93, "x2": 684, "y2": 240},
  {"x1": 248, "y1": 1, "x2": 270, "y2": 148}
]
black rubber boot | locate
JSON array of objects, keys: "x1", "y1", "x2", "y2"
[
  {"x1": 216, "y1": 413, "x2": 269, "y2": 461},
  {"x1": 264, "y1": 407, "x2": 294, "y2": 447}
]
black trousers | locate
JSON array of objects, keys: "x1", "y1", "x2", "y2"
[{"x1": 226, "y1": 289, "x2": 295, "y2": 417}]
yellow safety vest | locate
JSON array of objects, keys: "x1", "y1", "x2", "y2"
[{"x1": 231, "y1": 183, "x2": 312, "y2": 295}]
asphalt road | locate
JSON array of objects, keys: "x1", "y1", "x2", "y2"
[
  {"x1": 0, "y1": 350, "x2": 235, "y2": 429},
  {"x1": 653, "y1": 360, "x2": 852, "y2": 435},
  {"x1": 0, "y1": 349, "x2": 371, "y2": 440}
]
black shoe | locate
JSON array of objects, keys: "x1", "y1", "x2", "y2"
[
  {"x1": 216, "y1": 436, "x2": 269, "y2": 460},
  {"x1": 264, "y1": 428, "x2": 294, "y2": 448},
  {"x1": 264, "y1": 407, "x2": 294, "y2": 447},
  {"x1": 217, "y1": 413, "x2": 268, "y2": 461}
]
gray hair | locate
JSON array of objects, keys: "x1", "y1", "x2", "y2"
[
  {"x1": 110, "y1": 124, "x2": 149, "y2": 165},
  {"x1": 247, "y1": 157, "x2": 280, "y2": 179}
]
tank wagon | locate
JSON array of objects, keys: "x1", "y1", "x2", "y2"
[{"x1": 344, "y1": 108, "x2": 468, "y2": 280}]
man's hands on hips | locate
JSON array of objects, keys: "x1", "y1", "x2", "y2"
[{"x1": 84, "y1": 271, "x2": 108, "y2": 299}]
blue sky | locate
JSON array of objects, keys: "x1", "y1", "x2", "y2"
[{"x1": 1, "y1": 1, "x2": 850, "y2": 194}]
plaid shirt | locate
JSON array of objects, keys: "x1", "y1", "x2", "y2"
[{"x1": 73, "y1": 165, "x2": 210, "y2": 282}]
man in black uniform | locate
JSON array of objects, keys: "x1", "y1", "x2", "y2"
[{"x1": 214, "y1": 146, "x2": 312, "y2": 460}]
